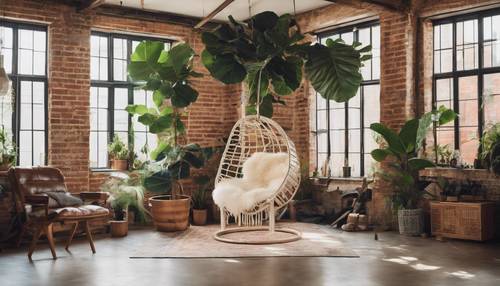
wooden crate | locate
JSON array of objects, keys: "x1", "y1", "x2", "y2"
[{"x1": 430, "y1": 201, "x2": 496, "y2": 241}]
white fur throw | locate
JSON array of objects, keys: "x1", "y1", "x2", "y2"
[{"x1": 212, "y1": 152, "x2": 289, "y2": 216}]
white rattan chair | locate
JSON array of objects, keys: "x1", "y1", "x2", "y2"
[{"x1": 213, "y1": 114, "x2": 301, "y2": 244}]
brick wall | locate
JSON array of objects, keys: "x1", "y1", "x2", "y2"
[{"x1": 0, "y1": 0, "x2": 239, "y2": 194}]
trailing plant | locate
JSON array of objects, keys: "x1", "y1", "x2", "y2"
[
  {"x1": 201, "y1": 11, "x2": 371, "y2": 117},
  {"x1": 370, "y1": 118, "x2": 435, "y2": 210},
  {"x1": 126, "y1": 41, "x2": 213, "y2": 196},
  {"x1": 108, "y1": 134, "x2": 130, "y2": 160},
  {"x1": 101, "y1": 173, "x2": 149, "y2": 222},
  {"x1": 0, "y1": 126, "x2": 16, "y2": 167}
]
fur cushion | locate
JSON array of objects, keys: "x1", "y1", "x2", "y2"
[{"x1": 212, "y1": 152, "x2": 289, "y2": 216}]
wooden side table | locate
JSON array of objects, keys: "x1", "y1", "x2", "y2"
[{"x1": 430, "y1": 201, "x2": 496, "y2": 241}]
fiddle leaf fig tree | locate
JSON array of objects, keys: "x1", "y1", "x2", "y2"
[
  {"x1": 127, "y1": 41, "x2": 211, "y2": 195},
  {"x1": 201, "y1": 12, "x2": 371, "y2": 117}
]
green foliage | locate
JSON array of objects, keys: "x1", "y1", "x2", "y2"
[
  {"x1": 489, "y1": 142, "x2": 500, "y2": 175},
  {"x1": 201, "y1": 12, "x2": 371, "y2": 117},
  {"x1": 142, "y1": 144, "x2": 216, "y2": 194},
  {"x1": 108, "y1": 134, "x2": 130, "y2": 160},
  {"x1": 480, "y1": 123, "x2": 500, "y2": 163},
  {"x1": 416, "y1": 105, "x2": 457, "y2": 151},
  {"x1": 370, "y1": 117, "x2": 435, "y2": 210},
  {"x1": 100, "y1": 173, "x2": 149, "y2": 223},
  {"x1": 0, "y1": 126, "x2": 16, "y2": 166},
  {"x1": 192, "y1": 175, "x2": 211, "y2": 209}
]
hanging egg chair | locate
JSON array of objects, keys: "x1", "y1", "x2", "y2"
[{"x1": 212, "y1": 112, "x2": 302, "y2": 244}]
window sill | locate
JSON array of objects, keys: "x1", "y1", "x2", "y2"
[{"x1": 90, "y1": 168, "x2": 127, "y2": 173}]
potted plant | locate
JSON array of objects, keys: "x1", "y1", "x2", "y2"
[
  {"x1": 126, "y1": 41, "x2": 213, "y2": 232},
  {"x1": 480, "y1": 123, "x2": 500, "y2": 175},
  {"x1": 100, "y1": 172, "x2": 148, "y2": 237},
  {"x1": 370, "y1": 117, "x2": 436, "y2": 236},
  {"x1": 191, "y1": 175, "x2": 211, "y2": 225},
  {"x1": 108, "y1": 135, "x2": 129, "y2": 170},
  {"x1": 0, "y1": 126, "x2": 16, "y2": 171}
]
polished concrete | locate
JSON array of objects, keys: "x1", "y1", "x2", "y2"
[{"x1": 1, "y1": 225, "x2": 499, "y2": 286}]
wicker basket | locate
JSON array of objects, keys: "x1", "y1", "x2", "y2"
[{"x1": 397, "y1": 208, "x2": 423, "y2": 236}]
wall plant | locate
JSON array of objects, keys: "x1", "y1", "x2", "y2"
[
  {"x1": 126, "y1": 41, "x2": 213, "y2": 195},
  {"x1": 201, "y1": 12, "x2": 371, "y2": 117}
]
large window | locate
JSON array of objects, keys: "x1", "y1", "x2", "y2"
[
  {"x1": 90, "y1": 32, "x2": 171, "y2": 168},
  {"x1": 314, "y1": 21, "x2": 380, "y2": 177},
  {"x1": 0, "y1": 21, "x2": 47, "y2": 166},
  {"x1": 433, "y1": 9, "x2": 500, "y2": 164}
]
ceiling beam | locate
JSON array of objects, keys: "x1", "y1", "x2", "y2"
[
  {"x1": 326, "y1": 0, "x2": 409, "y2": 13},
  {"x1": 78, "y1": 0, "x2": 105, "y2": 12},
  {"x1": 194, "y1": 0, "x2": 235, "y2": 29}
]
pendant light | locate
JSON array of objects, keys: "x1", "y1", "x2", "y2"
[{"x1": 0, "y1": 39, "x2": 12, "y2": 97}]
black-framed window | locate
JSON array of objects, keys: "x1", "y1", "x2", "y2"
[
  {"x1": 0, "y1": 21, "x2": 47, "y2": 166},
  {"x1": 314, "y1": 21, "x2": 380, "y2": 177},
  {"x1": 90, "y1": 32, "x2": 171, "y2": 169},
  {"x1": 433, "y1": 9, "x2": 500, "y2": 165}
]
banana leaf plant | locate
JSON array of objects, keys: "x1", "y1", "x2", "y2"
[
  {"x1": 126, "y1": 41, "x2": 212, "y2": 195},
  {"x1": 201, "y1": 11, "x2": 372, "y2": 117},
  {"x1": 370, "y1": 118, "x2": 436, "y2": 210}
]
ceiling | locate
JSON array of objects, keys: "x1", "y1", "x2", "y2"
[{"x1": 104, "y1": 0, "x2": 333, "y2": 21}]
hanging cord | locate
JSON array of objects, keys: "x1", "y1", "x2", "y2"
[
  {"x1": 292, "y1": 0, "x2": 296, "y2": 15},
  {"x1": 248, "y1": 0, "x2": 252, "y2": 19},
  {"x1": 256, "y1": 68, "x2": 263, "y2": 120}
]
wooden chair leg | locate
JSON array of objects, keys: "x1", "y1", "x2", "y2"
[
  {"x1": 84, "y1": 221, "x2": 96, "y2": 254},
  {"x1": 27, "y1": 225, "x2": 42, "y2": 260},
  {"x1": 43, "y1": 223, "x2": 57, "y2": 259},
  {"x1": 65, "y1": 222, "x2": 79, "y2": 250}
]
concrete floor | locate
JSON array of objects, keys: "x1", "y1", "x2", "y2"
[{"x1": 0, "y1": 225, "x2": 499, "y2": 286}]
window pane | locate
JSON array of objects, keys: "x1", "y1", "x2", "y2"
[
  {"x1": 330, "y1": 130, "x2": 344, "y2": 153},
  {"x1": 114, "y1": 110, "x2": 129, "y2": 132},
  {"x1": 33, "y1": 82, "x2": 44, "y2": 104},
  {"x1": 19, "y1": 29, "x2": 33, "y2": 49},
  {"x1": 329, "y1": 108, "x2": 344, "y2": 130},
  {"x1": 317, "y1": 109, "x2": 327, "y2": 130},
  {"x1": 19, "y1": 131, "x2": 32, "y2": 166},
  {"x1": 363, "y1": 84, "x2": 380, "y2": 125},
  {"x1": 317, "y1": 132, "x2": 328, "y2": 153},
  {"x1": 459, "y1": 126, "x2": 478, "y2": 164},
  {"x1": 0, "y1": 27, "x2": 13, "y2": 48},
  {"x1": 98, "y1": 132, "x2": 108, "y2": 167},
  {"x1": 483, "y1": 73, "x2": 500, "y2": 125},
  {"x1": 33, "y1": 131, "x2": 45, "y2": 166},
  {"x1": 456, "y1": 19, "x2": 478, "y2": 71},
  {"x1": 90, "y1": 132, "x2": 98, "y2": 167},
  {"x1": 458, "y1": 76, "x2": 478, "y2": 127},
  {"x1": 134, "y1": 132, "x2": 147, "y2": 160},
  {"x1": 348, "y1": 153, "x2": 361, "y2": 177},
  {"x1": 33, "y1": 104, "x2": 45, "y2": 130},
  {"x1": 18, "y1": 49, "x2": 33, "y2": 74},
  {"x1": 330, "y1": 153, "x2": 344, "y2": 177},
  {"x1": 20, "y1": 103, "x2": 32, "y2": 130},
  {"x1": 33, "y1": 31, "x2": 46, "y2": 52},
  {"x1": 114, "y1": 88, "x2": 128, "y2": 109}
]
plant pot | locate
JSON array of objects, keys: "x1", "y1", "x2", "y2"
[
  {"x1": 110, "y1": 220, "x2": 128, "y2": 237},
  {"x1": 192, "y1": 209, "x2": 207, "y2": 226},
  {"x1": 397, "y1": 208, "x2": 423, "y2": 236},
  {"x1": 111, "y1": 159, "x2": 128, "y2": 170},
  {"x1": 149, "y1": 195, "x2": 190, "y2": 232}
]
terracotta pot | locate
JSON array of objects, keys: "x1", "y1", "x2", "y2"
[
  {"x1": 192, "y1": 209, "x2": 207, "y2": 226},
  {"x1": 111, "y1": 159, "x2": 128, "y2": 170},
  {"x1": 149, "y1": 195, "x2": 190, "y2": 232},
  {"x1": 110, "y1": 220, "x2": 128, "y2": 237}
]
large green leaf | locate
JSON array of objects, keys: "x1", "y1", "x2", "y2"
[
  {"x1": 250, "y1": 11, "x2": 279, "y2": 32},
  {"x1": 371, "y1": 148, "x2": 392, "y2": 162},
  {"x1": 416, "y1": 111, "x2": 433, "y2": 150},
  {"x1": 399, "y1": 118, "x2": 419, "y2": 153},
  {"x1": 143, "y1": 170, "x2": 172, "y2": 193},
  {"x1": 166, "y1": 43, "x2": 194, "y2": 75},
  {"x1": 131, "y1": 41, "x2": 164, "y2": 63},
  {"x1": 201, "y1": 50, "x2": 246, "y2": 84},
  {"x1": 149, "y1": 114, "x2": 173, "y2": 133},
  {"x1": 183, "y1": 152, "x2": 204, "y2": 168},
  {"x1": 438, "y1": 108, "x2": 457, "y2": 125},
  {"x1": 408, "y1": 158, "x2": 435, "y2": 171},
  {"x1": 126, "y1": 104, "x2": 148, "y2": 115},
  {"x1": 150, "y1": 141, "x2": 169, "y2": 161},
  {"x1": 172, "y1": 83, "x2": 198, "y2": 108},
  {"x1": 305, "y1": 42, "x2": 364, "y2": 102},
  {"x1": 138, "y1": 113, "x2": 157, "y2": 126},
  {"x1": 370, "y1": 123, "x2": 406, "y2": 155}
]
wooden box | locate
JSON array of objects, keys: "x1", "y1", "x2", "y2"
[{"x1": 430, "y1": 202, "x2": 495, "y2": 241}]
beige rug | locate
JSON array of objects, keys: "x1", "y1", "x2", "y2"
[{"x1": 131, "y1": 222, "x2": 358, "y2": 258}]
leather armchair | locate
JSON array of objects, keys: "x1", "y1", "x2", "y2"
[{"x1": 8, "y1": 167, "x2": 110, "y2": 259}]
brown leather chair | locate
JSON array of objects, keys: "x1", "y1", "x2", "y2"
[{"x1": 8, "y1": 167, "x2": 110, "y2": 259}]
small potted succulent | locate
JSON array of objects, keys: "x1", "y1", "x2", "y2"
[
  {"x1": 0, "y1": 126, "x2": 16, "y2": 171},
  {"x1": 101, "y1": 172, "x2": 148, "y2": 237},
  {"x1": 108, "y1": 134, "x2": 130, "y2": 170},
  {"x1": 191, "y1": 175, "x2": 211, "y2": 226}
]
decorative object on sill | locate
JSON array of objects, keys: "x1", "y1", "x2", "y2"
[
  {"x1": 342, "y1": 166, "x2": 351, "y2": 178},
  {"x1": 0, "y1": 126, "x2": 16, "y2": 171},
  {"x1": 331, "y1": 178, "x2": 371, "y2": 228},
  {"x1": 370, "y1": 116, "x2": 436, "y2": 236},
  {"x1": 108, "y1": 134, "x2": 130, "y2": 171},
  {"x1": 431, "y1": 201, "x2": 495, "y2": 241},
  {"x1": 126, "y1": 41, "x2": 216, "y2": 232}
]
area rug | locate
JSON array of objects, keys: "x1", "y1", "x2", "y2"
[{"x1": 130, "y1": 222, "x2": 358, "y2": 258}]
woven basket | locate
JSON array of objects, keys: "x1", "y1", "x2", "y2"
[{"x1": 397, "y1": 208, "x2": 423, "y2": 236}]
